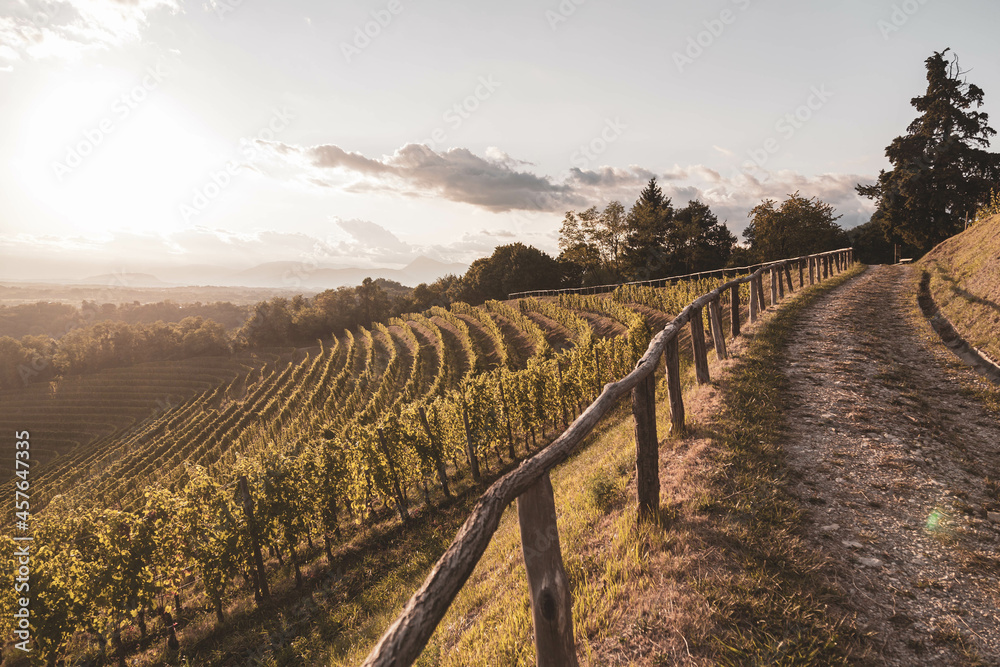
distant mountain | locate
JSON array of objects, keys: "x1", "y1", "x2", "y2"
[
  {"x1": 3, "y1": 256, "x2": 468, "y2": 291},
  {"x1": 154, "y1": 264, "x2": 245, "y2": 286},
  {"x1": 398, "y1": 256, "x2": 468, "y2": 286},
  {"x1": 232, "y1": 256, "x2": 467, "y2": 289},
  {"x1": 78, "y1": 273, "x2": 171, "y2": 288}
]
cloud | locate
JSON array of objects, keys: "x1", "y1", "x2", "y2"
[
  {"x1": 253, "y1": 140, "x2": 584, "y2": 213},
  {"x1": 0, "y1": 0, "x2": 180, "y2": 62},
  {"x1": 249, "y1": 139, "x2": 875, "y2": 238}
]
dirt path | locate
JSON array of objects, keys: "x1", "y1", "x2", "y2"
[{"x1": 783, "y1": 264, "x2": 1000, "y2": 666}]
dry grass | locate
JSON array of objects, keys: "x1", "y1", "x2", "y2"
[
  {"x1": 918, "y1": 213, "x2": 1000, "y2": 364},
  {"x1": 121, "y1": 265, "x2": 870, "y2": 667},
  {"x1": 407, "y1": 264, "x2": 869, "y2": 666}
]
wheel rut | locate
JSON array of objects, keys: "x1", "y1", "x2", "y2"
[{"x1": 783, "y1": 264, "x2": 1000, "y2": 666}]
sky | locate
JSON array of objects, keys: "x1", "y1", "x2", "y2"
[{"x1": 1, "y1": 0, "x2": 998, "y2": 284}]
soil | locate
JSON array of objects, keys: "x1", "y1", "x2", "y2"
[{"x1": 783, "y1": 264, "x2": 1000, "y2": 666}]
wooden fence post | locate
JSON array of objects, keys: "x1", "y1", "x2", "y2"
[
  {"x1": 770, "y1": 269, "x2": 779, "y2": 305},
  {"x1": 461, "y1": 402, "x2": 483, "y2": 484},
  {"x1": 809, "y1": 257, "x2": 815, "y2": 285},
  {"x1": 377, "y1": 428, "x2": 411, "y2": 524},
  {"x1": 237, "y1": 475, "x2": 270, "y2": 602},
  {"x1": 784, "y1": 265, "x2": 794, "y2": 293},
  {"x1": 632, "y1": 371, "x2": 659, "y2": 521},
  {"x1": 664, "y1": 335, "x2": 685, "y2": 434},
  {"x1": 730, "y1": 284, "x2": 741, "y2": 338},
  {"x1": 690, "y1": 306, "x2": 710, "y2": 384},
  {"x1": 823, "y1": 256, "x2": 829, "y2": 279},
  {"x1": 418, "y1": 406, "x2": 452, "y2": 498},
  {"x1": 708, "y1": 297, "x2": 728, "y2": 360},
  {"x1": 776, "y1": 267, "x2": 785, "y2": 299},
  {"x1": 748, "y1": 276, "x2": 759, "y2": 323},
  {"x1": 798, "y1": 260, "x2": 804, "y2": 288},
  {"x1": 517, "y1": 472, "x2": 579, "y2": 667}
]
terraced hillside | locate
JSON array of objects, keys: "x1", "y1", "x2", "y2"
[
  {"x1": 3, "y1": 269, "x2": 784, "y2": 666},
  {"x1": 0, "y1": 350, "x2": 288, "y2": 480},
  {"x1": 918, "y1": 212, "x2": 1000, "y2": 363}
]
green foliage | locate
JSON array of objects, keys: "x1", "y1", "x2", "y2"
[
  {"x1": 558, "y1": 201, "x2": 628, "y2": 284},
  {"x1": 561, "y1": 179, "x2": 737, "y2": 286},
  {"x1": 743, "y1": 192, "x2": 848, "y2": 262},
  {"x1": 25, "y1": 261, "x2": 845, "y2": 665},
  {"x1": 857, "y1": 49, "x2": 1000, "y2": 253},
  {"x1": 459, "y1": 243, "x2": 563, "y2": 303},
  {"x1": 973, "y1": 189, "x2": 1000, "y2": 225}
]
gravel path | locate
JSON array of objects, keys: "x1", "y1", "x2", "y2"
[{"x1": 783, "y1": 264, "x2": 1000, "y2": 666}]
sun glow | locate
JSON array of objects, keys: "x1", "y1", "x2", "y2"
[{"x1": 14, "y1": 72, "x2": 226, "y2": 237}]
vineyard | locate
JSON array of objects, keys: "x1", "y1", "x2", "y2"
[
  {"x1": 3, "y1": 268, "x2": 784, "y2": 665},
  {"x1": 0, "y1": 351, "x2": 288, "y2": 477}
]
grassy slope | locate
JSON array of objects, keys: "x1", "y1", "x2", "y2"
[
  {"x1": 918, "y1": 213, "x2": 1000, "y2": 363},
  {"x1": 337, "y1": 264, "x2": 868, "y2": 666}
]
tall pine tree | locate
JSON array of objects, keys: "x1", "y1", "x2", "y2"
[
  {"x1": 623, "y1": 178, "x2": 674, "y2": 279},
  {"x1": 857, "y1": 49, "x2": 1000, "y2": 252}
]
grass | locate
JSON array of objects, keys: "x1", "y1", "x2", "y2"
[
  {"x1": 55, "y1": 262, "x2": 872, "y2": 667},
  {"x1": 679, "y1": 263, "x2": 867, "y2": 666},
  {"x1": 385, "y1": 262, "x2": 867, "y2": 665},
  {"x1": 918, "y1": 212, "x2": 1000, "y2": 364}
]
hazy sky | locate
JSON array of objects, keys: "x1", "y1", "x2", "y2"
[{"x1": 1, "y1": 0, "x2": 998, "y2": 280}]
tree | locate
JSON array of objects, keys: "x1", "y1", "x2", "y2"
[
  {"x1": 667, "y1": 200, "x2": 737, "y2": 273},
  {"x1": 355, "y1": 277, "x2": 391, "y2": 327},
  {"x1": 459, "y1": 243, "x2": 562, "y2": 303},
  {"x1": 557, "y1": 202, "x2": 626, "y2": 286},
  {"x1": 744, "y1": 192, "x2": 848, "y2": 262},
  {"x1": 622, "y1": 178, "x2": 674, "y2": 279},
  {"x1": 857, "y1": 49, "x2": 1000, "y2": 253}
]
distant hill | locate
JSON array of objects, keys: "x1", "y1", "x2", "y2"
[
  {"x1": 233, "y1": 256, "x2": 467, "y2": 289},
  {"x1": 79, "y1": 272, "x2": 171, "y2": 288},
  {"x1": 4, "y1": 256, "x2": 468, "y2": 292},
  {"x1": 918, "y1": 213, "x2": 1000, "y2": 363}
]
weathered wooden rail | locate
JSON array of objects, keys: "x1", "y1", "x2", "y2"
[
  {"x1": 509, "y1": 258, "x2": 792, "y2": 299},
  {"x1": 362, "y1": 248, "x2": 854, "y2": 667}
]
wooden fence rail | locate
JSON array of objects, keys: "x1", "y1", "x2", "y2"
[{"x1": 362, "y1": 248, "x2": 854, "y2": 667}]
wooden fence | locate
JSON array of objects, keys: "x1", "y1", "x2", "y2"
[
  {"x1": 509, "y1": 259, "x2": 790, "y2": 299},
  {"x1": 362, "y1": 248, "x2": 855, "y2": 667}
]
